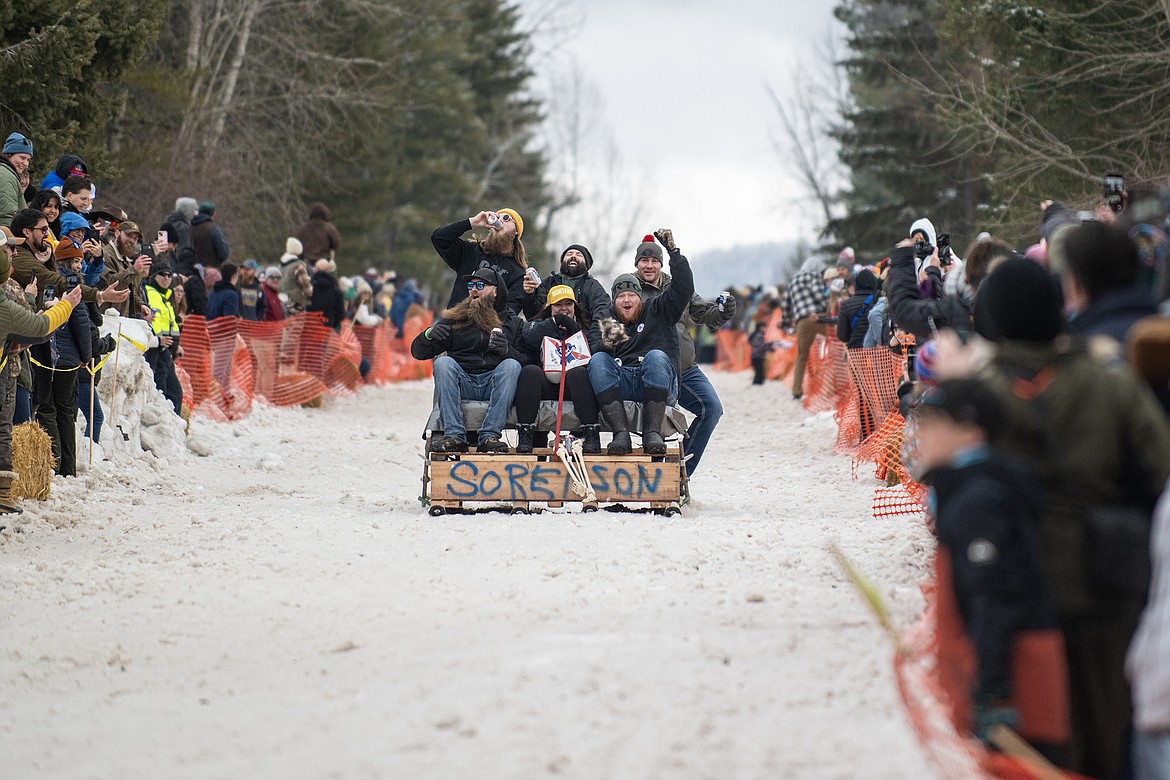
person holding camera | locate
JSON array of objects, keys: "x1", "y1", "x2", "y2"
[
  {"x1": 100, "y1": 220, "x2": 161, "y2": 320},
  {"x1": 36, "y1": 241, "x2": 92, "y2": 477}
]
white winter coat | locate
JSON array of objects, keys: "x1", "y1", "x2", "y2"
[{"x1": 1128, "y1": 476, "x2": 1170, "y2": 732}]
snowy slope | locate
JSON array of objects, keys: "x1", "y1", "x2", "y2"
[{"x1": 0, "y1": 370, "x2": 935, "y2": 778}]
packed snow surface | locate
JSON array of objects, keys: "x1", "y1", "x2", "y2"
[{"x1": 1, "y1": 369, "x2": 934, "y2": 778}]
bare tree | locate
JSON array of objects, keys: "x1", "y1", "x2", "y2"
[
  {"x1": 534, "y1": 56, "x2": 651, "y2": 280},
  {"x1": 768, "y1": 31, "x2": 850, "y2": 232}
]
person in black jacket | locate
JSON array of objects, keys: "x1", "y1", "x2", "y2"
[
  {"x1": 516, "y1": 284, "x2": 602, "y2": 454},
  {"x1": 410, "y1": 267, "x2": 524, "y2": 454},
  {"x1": 40, "y1": 245, "x2": 92, "y2": 477},
  {"x1": 587, "y1": 229, "x2": 693, "y2": 456},
  {"x1": 431, "y1": 208, "x2": 529, "y2": 316},
  {"x1": 912, "y1": 378, "x2": 1069, "y2": 763},
  {"x1": 887, "y1": 236, "x2": 1016, "y2": 342},
  {"x1": 521, "y1": 244, "x2": 611, "y2": 326},
  {"x1": 836, "y1": 268, "x2": 880, "y2": 349},
  {"x1": 307, "y1": 259, "x2": 346, "y2": 331}
]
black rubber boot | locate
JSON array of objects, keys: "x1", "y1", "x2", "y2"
[
  {"x1": 598, "y1": 393, "x2": 632, "y2": 455},
  {"x1": 581, "y1": 424, "x2": 602, "y2": 455},
  {"x1": 641, "y1": 389, "x2": 668, "y2": 455},
  {"x1": 516, "y1": 424, "x2": 536, "y2": 454}
]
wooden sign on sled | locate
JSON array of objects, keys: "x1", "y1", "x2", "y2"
[{"x1": 420, "y1": 401, "x2": 689, "y2": 516}]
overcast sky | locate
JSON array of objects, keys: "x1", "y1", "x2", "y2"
[{"x1": 516, "y1": 0, "x2": 842, "y2": 255}]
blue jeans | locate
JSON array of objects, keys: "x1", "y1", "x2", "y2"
[
  {"x1": 678, "y1": 366, "x2": 722, "y2": 475},
  {"x1": 433, "y1": 356, "x2": 520, "y2": 440},
  {"x1": 12, "y1": 386, "x2": 30, "y2": 425},
  {"x1": 587, "y1": 350, "x2": 677, "y2": 404},
  {"x1": 1135, "y1": 730, "x2": 1170, "y2": 780},
  {"x1": 78, "y1": 376, "x2": 104, "y2": 444}
]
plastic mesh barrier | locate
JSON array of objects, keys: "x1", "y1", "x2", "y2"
[
  {"x1": 713, "y1": 329, "x2": 751, "y2": 372},
  {"x1": 174, "y1": 310, "x2": 433, "y2": 421}
]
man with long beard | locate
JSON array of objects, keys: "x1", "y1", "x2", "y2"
[
  {"x1": 587, "y1": 229, "x2": 693, "y2": 456},
  {"x1": 521, "y1": 243, "x2": 611, "y2": 326},
  {"x1": 634, "y1": 235, "x2": 735, "y2": 476},
  {"x1": 411, "y1": 268, "x2": 524, "y2": 453},
  {"x1": 431, "y1": 208, "x2": 529, "y2": 316}
]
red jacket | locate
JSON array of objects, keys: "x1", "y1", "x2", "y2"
[{"x1": 261, "y1": 284, "x2": 284, "y2": 321}]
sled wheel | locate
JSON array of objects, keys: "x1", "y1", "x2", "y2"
[
  {"x1": 429, "y1": 505, "x2": 446, "y2": 517},
  {"x1": 656, "y1": 506, "x2": 681, "y2": 518},
  {"x1": 582, "y1": 503, "x2": 598, "y2": 513}
]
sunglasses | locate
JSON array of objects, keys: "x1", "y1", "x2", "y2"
[
  {"x1": 497, "y1": 213, "x2": 513, "y2": 222},
  {"x1": 467, "y1": 280, "x2": 489, "y2": 290}
]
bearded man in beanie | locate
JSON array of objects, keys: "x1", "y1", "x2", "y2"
[
  {"x1": 952, "y1": 256, "x2": 1170, "y2": 778},
  {"x1": 410, "y1": 267, "x2": 524, "y2": 454},
  {"x1": 632, "y1": 234, "x2": 734, "y2": 474},
  {"x1": 588, "y1": 229, "x2": 694, "y2": 456},
  {"x1": 432, "y1": 207, "x2": 530, "y2": 316},
  {"x1": 521, "y1": 243, "x2": 612, "y2": 325}
]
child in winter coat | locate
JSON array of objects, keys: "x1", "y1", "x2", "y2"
[
  {"x1": 911, "y1": 378, "x2": 1070, "y2": 765},
  {"x1": 748, "y1": 321, "x2": 774, "y2": 385},
  {"x1": 41, "y1": 244, "x2": 92, "y2": 477}
]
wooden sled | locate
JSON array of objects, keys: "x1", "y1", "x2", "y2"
[{"x1": 420, "y1": 400, "x2": 690, "y2": 515}]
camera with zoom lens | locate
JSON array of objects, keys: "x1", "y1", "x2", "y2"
[{"x1": 913, "y1": 239, "x2": 935, "y2": 261}]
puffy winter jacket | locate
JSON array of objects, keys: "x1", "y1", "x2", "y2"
[
  {"x1": 887, "y1": 245, "x2": 974, "y2": 340},
  {"x1": 50, "y1": 264, "x2": 92, "y2": 368},
  {"x1": 599, "y1": 248, "x2": 695, "y2": 378}
]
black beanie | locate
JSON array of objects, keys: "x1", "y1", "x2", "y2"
[
  {"x1": 853, "y1": 268, "x2": 878, "y2": 294},
  {"x1": 561, "y1": 244, "x2": 594, "y2": 270},
  {"x1": 974, "y1": 257, "x2": 1064, "y2": 342}
]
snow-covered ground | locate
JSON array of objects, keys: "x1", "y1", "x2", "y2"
[{"x1": 0, "y1": 369, "x2": 935, "y2": 778}]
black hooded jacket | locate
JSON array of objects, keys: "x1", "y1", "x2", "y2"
[
  {"x1": 887, "y1": 245, "x2": 973, "y2": 340},
  {"x1": 601, "y1": 248, "x2": 695, "y2": 377},
  {"x1": 410, "y1": 269, "x2": 526, "y2": 375},
  {"x1": 307, "y1": 270, "x2": 346, "y2": 330},
  {"x1": 837, "y1": 269, "x2": 880, "y2": 348},
  {"x1": 431, "y1": 219, "x2": 527, "y2": 316},
  {"x1": 924, "y1": 451, "x2": 1059, "y2": 704}
]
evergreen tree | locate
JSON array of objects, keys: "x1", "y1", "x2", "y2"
[
  {"x1": 0, "y1": 0, "x2": 166, "y2": 180},
  {"x1": 830, "y1": 0, "x2": 986, "y2": 259}
]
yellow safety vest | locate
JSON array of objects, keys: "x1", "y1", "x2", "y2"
[{"x1": 144, "y1": 283, "x2": 178, "y2": 336}]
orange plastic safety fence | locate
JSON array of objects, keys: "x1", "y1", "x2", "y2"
[
  {"x1": 801, "y1": 334, "x2": 850, "y2": 413},
  {"x1": 175, "y1": 311, "x2": 433, "y2": 421},
  {"x1": 713, "y1": 329, "x2": 751, "y2": 372}
]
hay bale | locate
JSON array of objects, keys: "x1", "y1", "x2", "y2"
[{"x1": 13, "y1": 421, "x2": 54, "y2": 500}]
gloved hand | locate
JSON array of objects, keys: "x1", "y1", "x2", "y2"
[
  {"x1": 717, "y1": 291, "x2": 736, "y2": 317},
  {"x1": 600, "y1": 317, "x2": 629, "y2": 349},
  {"x1": 653, "y1": 228, "x2": 677, "y2": 253},
  {"x1": 973, "y1": 702, "x2": 1020, "y2": 746},
  {"x1": 427, "y1": 322, "x2": 451, "y2": 342},
  {"x1": 551, "y1": 313, "x2": 580, "y2": 337},
  {"x1": 488, "y1": 327, "x2": 509, "y2": 356}
]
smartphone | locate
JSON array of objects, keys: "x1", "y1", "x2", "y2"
[
  {"x1": 1104, "y1": 173, "x2": 1125, "y2": 213},
  {"x1": 158, "y1": 230, "x2": 168, "y2": 245}
]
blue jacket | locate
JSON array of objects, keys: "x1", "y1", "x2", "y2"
[
  {"x1": 206, "y1": 278, "x2": 241, "y2": 319},
  {"x1": 51, "y1": 264, "x2": 93, "y2": 367}
]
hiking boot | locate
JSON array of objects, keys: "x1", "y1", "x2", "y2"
[
  {"x1": 581, "y1": 424, "x2": 602, "y2": 455},
  {"x1": 516, "y1": 424, "x2": 536, "y2": 454},
  {"x1": 476, "y1": 435, "x2": 510, "y2": 454},
  {"x1": 641, "y1": 399, "x2": 667, "y2": 455},
  {"x1": 0, "y1": 471, "x2": 22, "y2": 515},
  {"x1": 436, "y1": 436, "x2": 469, "y2": 453},
  {"x1": 599, "y1": 397, "x2": 632, "y2": 456}
]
